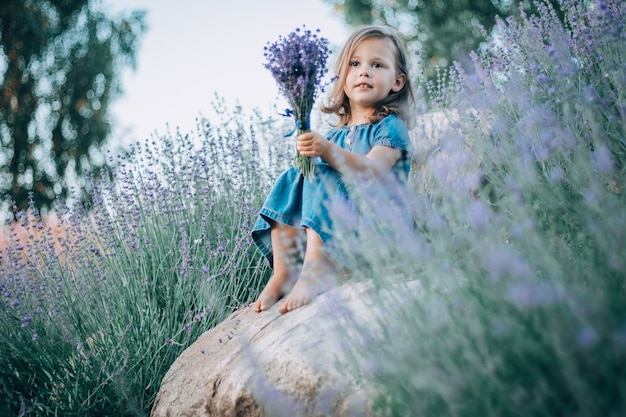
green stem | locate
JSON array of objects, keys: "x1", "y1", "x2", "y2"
[{"x1": 295, "y1": 127, "x2": 315, "y2": 179}]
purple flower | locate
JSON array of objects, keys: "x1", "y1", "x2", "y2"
[
  {"x1": 482, "y1": 247, "x2": 533, "y2": 282},
  {"x1": 264, "y1": 27, "x2": 330, "y2": 120},
  {"x1": 549, "y1": 166, "x2": 565, "y2": 183},
  {"x1": 504, "y1": 280, "x2": 565, "y2": 310},
  {"x1": 21, "y1": 315, "x2": 32, "y2": 328},
  {"x1": 264, "y1": 26, "x2": 330, "y2": 177},
  {"x1": 531, "y1": 145, "x2": 549, "y2": 162},
  {"x1": 591, "y1": 144, "x2": 614, "y2": 173},
  {"x1": 465, "y1": 200, "x2": 490, "y2": 230}
]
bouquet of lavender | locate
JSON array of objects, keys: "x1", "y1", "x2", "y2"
[{"x1": 264, "y1": 27, "x2": 331, "y2": 178}]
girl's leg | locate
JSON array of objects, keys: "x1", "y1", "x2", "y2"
[
  {"x1": 253, "y1": 222, "x2": 303, "y2": 312},
  {"x1": 279, "y1": 228, "x2": 338, "y2": 314}
]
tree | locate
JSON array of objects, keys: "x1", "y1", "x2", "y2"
[
  {"x1": 0, "y1": 0, "x2": 146, "y2": 211},
  {"x1": 325, "y1": 0, "x2": 563, "y2": 80}
]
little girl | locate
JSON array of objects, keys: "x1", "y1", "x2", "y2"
[{"x1": 252, "y1": 25, "x2": 414, "y2": 314}]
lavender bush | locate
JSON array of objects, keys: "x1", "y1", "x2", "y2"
[
  {"x1": 325, "y1": 1, "x2": 626, "y2": 416},
  {"x1": 264, "y1": 26, "x2": 331, "y2": 178},
  {"x1": 0, "y1": 101, "x2": 292, "y2": 416}
]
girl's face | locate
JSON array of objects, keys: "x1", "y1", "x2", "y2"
[{"x1": 343, "y1": 37, "x2": 406, "y2": 120}]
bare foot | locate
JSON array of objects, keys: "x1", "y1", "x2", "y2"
[
  {"x1": 278, "y1": 277, "x2": 315, "y2": 314},
  {"x1": 253, "y1": 273, "x2": 293, "y2": 312},
  {"x1": 278, "y1": 271, "x2": 337, "y2": 314},
  {"x1": 275, "y1": 227, "x2": 339, "y2": 314}
]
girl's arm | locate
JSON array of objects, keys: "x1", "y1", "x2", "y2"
[{"x1": 296, "y1": 131, "x2": 401, "y2": 178}]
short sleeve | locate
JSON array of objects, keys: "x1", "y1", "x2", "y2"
[
  {"x1": 372, "y1": 115, "x2": 413, "y2": 178},
  {"x1": 372, "y1": 115, "x2": 412, "y2": 154}
]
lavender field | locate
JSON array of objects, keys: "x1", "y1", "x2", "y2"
[{"x1": 2, "y1": 1, "x2": 625, "y2": 416}]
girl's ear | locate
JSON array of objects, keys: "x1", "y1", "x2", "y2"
[{"x1": 391, "y1": 73, "x2": 406, "y2": 93}]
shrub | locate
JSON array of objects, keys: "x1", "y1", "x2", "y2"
[
  {"x1": 328, "y1": 1, "x2": 626, "y2": 416},
  {"x1": 0, "y1": 103, "x2": 291, "y2": 416}
]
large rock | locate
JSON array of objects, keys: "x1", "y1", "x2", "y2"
[{"x1": 150, "y1": 280, "x2": 397, "y2": 417}]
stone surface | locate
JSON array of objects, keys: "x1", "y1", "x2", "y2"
[{"x1": 150, "y1": 280, "x2": 410, "y2": 417}]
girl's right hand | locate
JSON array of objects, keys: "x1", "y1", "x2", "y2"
[{"x1": 296, "y1": 131, "x2": 331, "y2": 159}]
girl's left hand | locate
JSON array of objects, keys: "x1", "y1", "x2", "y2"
[{"x1": 296, "y1": 131, "x2": 330, "y2": 158}]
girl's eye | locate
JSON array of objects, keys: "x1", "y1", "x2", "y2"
[
  {"x1": 372, "y1": 63, "x2": 383, "y2": 68},
  {"x1": 349, "y1": 61, "x2": 359, "y2": 67}
]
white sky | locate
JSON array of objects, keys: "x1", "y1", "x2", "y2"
[{"x1": 104, "y1": 0, "x2": 350, "y2": 147}]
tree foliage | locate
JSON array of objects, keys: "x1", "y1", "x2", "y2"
[
  {"x1": 325, "y1": 0, "x2": 564, "y2": 80},
  {"x1": 0, "y1": 0, "x2": 146, "y2": 211}
]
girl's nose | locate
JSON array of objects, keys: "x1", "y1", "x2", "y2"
[{"x1": 359, "y1": 66, "x2": 370, "y2": 77}]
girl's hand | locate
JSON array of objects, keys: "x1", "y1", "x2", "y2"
[
  {"x1": 296, "y1": 131, "x2": 331, "y2": 158},
  {"x1": 297, "y1": 130, "x2": 401, "y2": 179}
]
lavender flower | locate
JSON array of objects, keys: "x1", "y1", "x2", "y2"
[
  {"x1": 264, "y1": 26, "x2": 330, "y2": 178},
  {"x1": 591, "y1": 144, "x2": 614, "y2": 174}
]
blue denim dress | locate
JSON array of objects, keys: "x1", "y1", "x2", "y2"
[{"x1": 251, "y1": 114, "x2": 412, "y2": 267}]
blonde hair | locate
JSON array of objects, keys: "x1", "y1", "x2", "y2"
[{"x1": 321, "y1": 25, "x2": 414, "y2": 126}]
